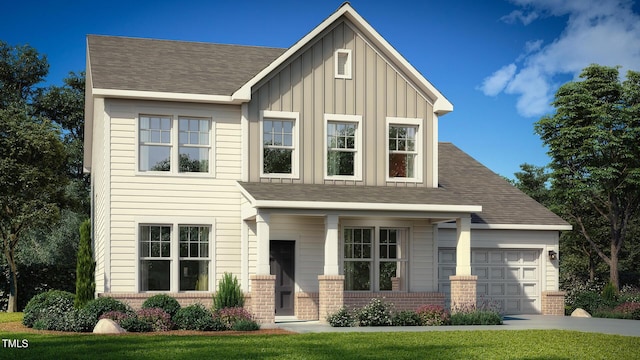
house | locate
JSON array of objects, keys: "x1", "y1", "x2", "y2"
[{"x1": 83, "y1": 3, "x2": 570, "y2": 324}]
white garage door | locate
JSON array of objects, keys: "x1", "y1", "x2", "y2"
[{"x1": 438, "y1": 248, "x2": 540, "y2": 314}]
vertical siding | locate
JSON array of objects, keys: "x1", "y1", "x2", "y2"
[
  {"x1": 104, "y1": 99, "x2": 243, "y2": 292},
  {"x1": 410, "y1": 222, "x2": 436, "y2": 291},
  {"x1": 247, "y1": 19, "x2": 436, "y2": 186}
]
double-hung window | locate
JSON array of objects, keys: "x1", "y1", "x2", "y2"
[
  {"x1": 325, "y1": 114, "x2": 362, "y2": 180},
  {"x1": 139, "y1": 225, "x2": 172, "y2": 291},
  {"x1": 387, "y1": 117, "x2": 422, "y2": 181},
  {"x1": 261, "y1": 111, "x2": 298, "y2": 177},
  {"x1": 139, "y1": 114, "x2": 212, "y2": 174},
  {"x1": 343, "y1": 227, "x2": 409, "y2": 291},
  {"x1": 179, "y1": 226, "x2": 210, "y2": 291}
]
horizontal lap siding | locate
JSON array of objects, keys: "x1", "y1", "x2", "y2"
[
  {"x1": 106, "y1": 99, "x2": 243, "y2": 292},
  {"x1": 93, "y1": 98, "x2": 107, "y2": 292}
]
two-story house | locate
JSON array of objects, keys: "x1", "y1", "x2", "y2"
[{"x1": 84, "y1": 3, "x2": 570, "y2": 325}]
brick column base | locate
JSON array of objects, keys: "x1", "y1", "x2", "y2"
[
  {"x1": 542, "y1": 291, "x2": 566, "y2": 316},
  {"x1": 449, "y1": 275, "x2": 477, "y2": 312},
  {"x1": 250, "y1": 275, "x2": 276, "y2": 325},
  {"x1": 318, "y1": 275, "x2": 344, "y2": 322}
]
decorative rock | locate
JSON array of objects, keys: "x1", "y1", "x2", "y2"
[
  {"x1": 93, "y1": 318, "x2": 126, "y2": 334},
  {"x1": 571, "y1": 308, "x2": 592, "y2": 318}
]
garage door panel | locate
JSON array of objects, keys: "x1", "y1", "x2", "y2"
[
  {"x1": 523, "y1": 267, "x2": 537, "y2": 280},
  {"x1": 490, "y1": 252, "x2": 503, "y2": 263},
  {"x1": 522, "y1": 251, "x2": 538, "y2": 263},
  {"x1": 439, "y1": 250, "x2": 456, "y2": 263},
  {"x1": 507, "y1": 267, "x2": 521, "y2": 280},
  {"x1": 477, "y1": 283, "x2": 489, "y2": 295},
  {"x1": 440, "y1": 266, "x2": 455, "y2": 279},
  {"x1": 506, "y1": 284, "x2": 520, "y2": 296},
  {"x1": 473, "y1": 267, "x2": 488, "y2": 279},
  {"x1": 473, "y1": 251, "x2": 489, "y2": 263},
  {"x1": 490, "y1": 267, "x2": 505, "y2": 280},
  {"x1": 523, "y1": 283, "x2": 537, "y2": 296},
  {"x1": 490, "y1": 284, "x2": 505, "y2": 296},
  {"x1": 505, "y1": 299, "x2": 521, "y2": 313}
]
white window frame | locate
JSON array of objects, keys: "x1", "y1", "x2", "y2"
[
  {"x1": 135, "y1": 217, "x2": 215, "y2": 293},
  {"x1": 259, "y1": 110, "x2": 300, "y2": 179},
  {"x1": 340, "y1": 220, "x2": 411, "y2": 292},
  {"x1": 334, "y1": 49, "x2": 352, "y2": 79},
  {"x1": 136, "y1": 112, "x2": 215, "y2": 177},
  {"x1": 386, "y1": 117, "x2": 423, "y2": 182},
  {"x1": 324, "y1": 114, "x2": 362, "y2": 181}
]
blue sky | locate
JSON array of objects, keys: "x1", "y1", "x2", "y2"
[{"x1": 2, "y1": 0, "x2": 639, "y2": 178}]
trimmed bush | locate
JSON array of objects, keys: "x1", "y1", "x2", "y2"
[
  {"x1": 357, "y1": 298, "x2": 393, "y2": 326},
  {"x1": 392, "y1": 310, "x2": 420, "y2": 326},
  {"x1": 23, "y1": 290, "x2": 75, "y2": 328},
  {"x1": 119, "y1": 316, "x2": 153, "y2": 332},
  {"x1": 135, "y1": 308, "x2": 173, "y2": 331},
  {"x1": 174, "y1": 303, "x2": 224, "y2": 331},
  {"x1": 213, "y1": 307, "x2": 255, "y2": 330},
  {"x1": 450, "y1": 302, "x2": 502, "y2": 325},
  {"x1": 416, "y1": 305, "x2": 450, "y2": 326},
  {"x1": 213, "y1": 272, "x2": 244, "y2": 310},
  {"x1": 327, "y1": 307, "x2": 355, "y2": 327},
  {"x1": 142, "y1": 294, "x2": 181, "y2": 319},
  {"x1": 99, "y1": 311, "x2": 131, "y2": 323},
  {"x1": 232, "y1": 318, "x2": 260, "y2": 331},
  {"x1": 81, "y1": 296, "x2": 132, "y2": 325},
  {"x1": 75, "y1": 219, "x2": 95, "y2": 309}
]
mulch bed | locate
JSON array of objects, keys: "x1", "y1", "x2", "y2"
[{"x1": 0, "y1": 322, "x2": 295, "y2": 336}]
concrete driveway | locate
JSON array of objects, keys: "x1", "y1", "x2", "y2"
[{"x1": 276, "y1": 315, "x2": 640, "y2": 337}]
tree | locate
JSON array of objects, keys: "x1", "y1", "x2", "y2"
[
  {"x1": 75, "y1": 219, "x2": 95, "y2": 308},
  {"x1": 535, "y1": 64, "x2": 640, "y2": 290},
  {"x1": 510, "y1": 163, "x2": 552, "y2": 207},
  {"x1": 0, "y1": 41, "x2": 48, "y2": 107}
]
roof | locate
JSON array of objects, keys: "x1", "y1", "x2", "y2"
[
  {"x1": 87, "y1": 35, "x2": 285, "y2": 95},
  {"x1": 238, "y1": 143, "x2": 570, "y2": 228}
]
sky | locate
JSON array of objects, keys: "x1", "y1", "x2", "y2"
[{"x1": 2, "y1": 0, "x2": 639, "y2": 179}]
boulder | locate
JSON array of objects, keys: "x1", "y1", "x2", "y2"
[
  {"x1": 570, "y1": 308, "x2": 592, "y2": 318},
  {"x1": 93, "y1": 318, "x2": 126, "y2": 334}
]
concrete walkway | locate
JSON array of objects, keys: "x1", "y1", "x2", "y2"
[{"x1": 276, "y1": 315, "x2": 640, "y2": 337}]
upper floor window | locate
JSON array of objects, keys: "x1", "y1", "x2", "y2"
[
  {"x1": 325, "y1": 114, "x2": 362, "y2": 180},
  {"x1": 335, "y1": 49, "x2": 352, "y2": 79},
  {"x1": 387, "y1": 117, "x2": 422, "y2": 182},
  {"x1": 139, "y1": 115, "x2": 212, "y2": 174},
  {"x1": 260, "y1": 111, "x2": 299, "y2": 178}
]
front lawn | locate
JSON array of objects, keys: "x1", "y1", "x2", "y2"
[{"x1": 1, "y1": 325, "x2": 639, "y2": 359}]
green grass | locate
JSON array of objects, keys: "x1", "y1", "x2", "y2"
[{"x1": 0, "y1": 312, "x2": 22, "y2": 324}]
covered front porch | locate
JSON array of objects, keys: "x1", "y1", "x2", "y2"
[{"x1": 237, "y1": 182, "x2": 482, "y2": 324}]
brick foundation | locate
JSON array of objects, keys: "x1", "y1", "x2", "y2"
[
  {"x1": 541, "y1": 291, "x2": 565, "y2": 316},
  {"x1": 449, "y1": 275, "x2": 477, "y2": 312},
  {"x1": 250, "y1": 275, "x2": 276, "y2": 325},
  {"x1": 98, "y1": 292, "x2": 215, "y2": 310},
  {"x1": 318, "y1": 275, "x2": 344, "y2": 322},
  {"x1": 295, "y1": 292, "x2": 319, "y2": 320},
  {"x1": 344, "y1": 292, "x2": 445, "y2": 311}
]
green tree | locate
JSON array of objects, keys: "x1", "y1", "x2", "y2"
[
  {"x1": 535, "y1": 64, "x2": 640, "y2": 290},
  {"x1": 510, "y1": 163, "x2": 552, "y2": 207},
  {"x1": 75, "y1": 219, "x2": 95, "y2": 308},
  {"x1": 0, "y1": 41, "x2": 48, "y2": 107}
]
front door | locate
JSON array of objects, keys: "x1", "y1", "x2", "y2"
[{"x1": 270, "y1": 240, "x2": 295, "y2": 316}]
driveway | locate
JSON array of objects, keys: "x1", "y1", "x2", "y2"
[{"x1": 276, "y1": 315, "x2": 640, "y2": 337}]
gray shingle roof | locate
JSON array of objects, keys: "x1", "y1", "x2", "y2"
[
  {"x1": 87, "y1": 35, "x2": 286, "y2": 95},
  {"x1": 239, "y1": 143, "x2": 569, "y2": 227}
]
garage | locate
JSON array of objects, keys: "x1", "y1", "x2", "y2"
[{"x1": 438, "y1": 248, "x2": 541, "y2": 314}]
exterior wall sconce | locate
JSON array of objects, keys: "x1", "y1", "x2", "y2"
[{"x1": 548, "y1": 250, "x2": 557, "y2": 260}]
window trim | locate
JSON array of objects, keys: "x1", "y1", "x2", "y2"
[
  {"x1": 386, "y1": 117, "x2": 423, "y2": 183},
  {"x1": 324, "y1": 114, "x2": 362, "y2": 181},
  {"x1": 136, "y1": 112, "x2": 215, "y2": 178},
  {"x1": 135, "y1": 217, "x2": 215, "y2": 293},
  {"x1": 334, "y1": 49, "x2": 352, "y2": 79},
  {"x1": 259, "y1": 110, "x2": 300, "y2": 179}
]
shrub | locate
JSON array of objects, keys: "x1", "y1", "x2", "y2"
[
  {"x1": 568, "y1": 291, "x2": 612, "y2": 314},
  {"x1": 142, "y1": 294, "x2": 181, "y2": 319},
  {"x1": 327, "y1": 307, "x2": 355, "y2": 327},
  {"x1": 392, "y1": 310, "x2": 420, "y2": 326},
  {"x1": 75, "y1": 219, "x2": 95, "y2": 309},
  {"x1": 174, "y1": 303, "x2": 225, "y2": 331},
  {"x1": 232, "y1": 318, "x2": 260, "y2": 331},
  {"x1": 213, "y1": 273, "x2": 244, "y2": 310},
  {"x1": 619, "y1": 285, "x2": 640, "y2": 303},
  {"x1": 81, "y1": 296, "x2": 132, "y2": 325},
  {"x1": 99, "y1": 311, "x2": 131, "y2": 323},
  {"x1": 135, "y1": 307, "x2": 173, "y2": 331},
  {"x1": 213, "y1": 307, "x2": 255, "y2": 330},
  {"x1": 602, "y1": 282, "x2": 618, "y2": 303},
  {"x1": 450, "y1": 302, "x2": 502, "y2": 325},
  {"x1": 357, "y1": 298, "x2": 393, "y2": 326},
  {"x1": 119, "y1": 316, "x2": 152, "y2": 332},
  {"x1": 23, "y1": 290, "x2": 75, "y2": 328},
  {"x1": 416, "y1": 305, "x2": 450, "y2": 326}
]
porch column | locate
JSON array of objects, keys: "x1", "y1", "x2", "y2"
[
  {"x1": 252, "y1": 211, "x2": 275, "y2": 325},
  {"x1": 449, "y1": 216, "x2": 477, "y2": 312},
  {"x1": 319, "y1": 214, "x2": 344, "y2": 322}
]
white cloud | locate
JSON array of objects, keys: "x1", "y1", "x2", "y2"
[
  {"x1": 501, "y1": 9, "x2": 539, "y2": 25},
  {"x1": 483, "y1": 0, "x2": 640, "y2": 117}
]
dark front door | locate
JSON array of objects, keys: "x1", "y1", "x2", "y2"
[{"x1": 270, "y1": 240, "x2": 295, "y2": 316}]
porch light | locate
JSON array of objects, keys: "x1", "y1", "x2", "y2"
[{"x1": 548, "y1": 250, "x2": 557, "y2": 260}]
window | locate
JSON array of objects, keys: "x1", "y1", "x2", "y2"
[
  {"x1": 387, "y1": 118, "x2": 422, "y2": 181},
  {"x1": 139, "y1": 223, "x2": 211, "y2": 292},
  {"x1": 261, "y1": 111, "x2": 298, "y2": 177},
  {"x1": 325, "y1": 114, "x2": 362, "y2": 180},
  {"x1": 343, "y1": 227, "x2": 409, "y2": 291},
  {"x1": 335, "y1": 49, "x2": 352, "y2": 79},
  {"x1": 139, "y1": 114, "x2": 212, "y2": 174}
]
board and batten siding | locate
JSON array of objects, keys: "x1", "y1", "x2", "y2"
[
  {"x1": 247, "y1": 19, "x2": 436, "y2": 187},
  {"x1": 409, "y1": 222, "x2": 437, "y2": 292},
  {"x1": 103, "y1": 99, "x2": 244, "y2": 292}
]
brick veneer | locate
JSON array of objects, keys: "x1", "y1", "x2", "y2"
[
  {"x1": 250, "y1": 275, "x2": 276, "y2": 325},
  {"x1": 449, "y1": 275, "x2": 477, "y2": 312},
  {"x1": 344, "y1": 292, "x2": 445, "y2": 310},
  {"x1": 541, "y1": 291, "x2": 565, "y2": 316},
  {"x1": 98, "y1": 292, "x2": 215, "y2": 309},
  {"x1": 295, "y1": 292, "x2": 319, "y2": 320},
  {"x1": 318, "y1": 275, "x2": 344, "y2": 322}
]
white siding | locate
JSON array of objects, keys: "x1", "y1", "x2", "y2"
[{"x1": 92, "y1": 98, "x2": 108, "y2": 293}]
